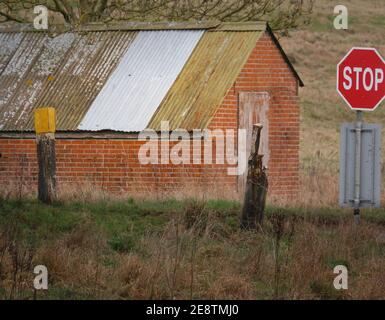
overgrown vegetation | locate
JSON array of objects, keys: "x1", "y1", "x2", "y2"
[{"x1": 1, "y1": 198, "x2": 385, "y2": 300}]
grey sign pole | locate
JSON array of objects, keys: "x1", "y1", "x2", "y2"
[{"x1": 353, "y1": 111, "x2": 363, "y2": 224}]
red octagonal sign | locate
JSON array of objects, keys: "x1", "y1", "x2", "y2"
[{"x1": 337, "y1": 47, "x2": 385, "y2": 111}]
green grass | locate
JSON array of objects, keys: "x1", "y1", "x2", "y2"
[
  {"x1": 1, "y1": 198, "x2": 385, "y2": 299},
  {"x1": 369, "y1": 15, "x2": 385, "y2": 27},
  {"x1": 2, "y1": 198, "x2": 385, "y2": 246},
  {"x1": 1, "y1": 197, "x2": 385, "y2": 261},
  {"x1": 0, "y1": 198, "x2": 240, "y2": 250}
]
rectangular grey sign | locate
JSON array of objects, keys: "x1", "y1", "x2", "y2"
[{"x1": 340, "y1": 123, "x2": 381, "y2": 208}]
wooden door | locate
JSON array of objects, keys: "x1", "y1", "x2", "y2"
[{"x1": 238, "y1": 92, "x2": 269, "y2": 194}]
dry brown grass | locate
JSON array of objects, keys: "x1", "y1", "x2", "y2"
[
  {"x1": 1, "y1": 198, "x2": 385, "y2": 300},
  {"x1": 50, "y1": 169, "x2": 240, "y2": 204}
]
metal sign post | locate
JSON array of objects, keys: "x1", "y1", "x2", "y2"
[{"x1": 353, "y1": 111, "x2": 362, "y2": 224}]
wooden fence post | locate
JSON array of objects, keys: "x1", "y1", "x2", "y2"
[
  {"x1": 34, "y1": 108, "x2": 57, "y2": 204},
  {"x1": 240, "y1": 124, "x2": 268, "y2": 229}
]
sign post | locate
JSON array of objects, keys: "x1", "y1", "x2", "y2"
[
  {"x1": 337, "y1": 47, "x2": 385, "y2": 223},
  {"x1": 34, "y1": 107, "x2": 57, "y2": 205},
  {"x1": 353, "y1": 111, "x2": 362, "y2": 223}
]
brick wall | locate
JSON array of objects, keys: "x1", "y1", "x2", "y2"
[
  {"x1": 0, "y1": 138, "x2": 235, "y2": 198},
  {"x1": 210, "y1": 32, "x2": 300, "y2": 199},
  {"x1": 0, "y1": 31, "x2": 300, "y2": 200}
]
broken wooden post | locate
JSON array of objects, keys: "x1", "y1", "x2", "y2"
[
  {"x1": 34, "y1": 108, "x2": 57, "y2": 204},
  {"x1": 240, "y1": 124, "x2": 268, "y2": 229}
]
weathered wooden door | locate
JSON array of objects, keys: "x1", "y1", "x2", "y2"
[{"x1": 238, "y1": 92, "x2": 269, "y2": 194}]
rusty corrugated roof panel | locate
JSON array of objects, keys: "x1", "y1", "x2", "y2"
[
  {"x1": 0, "y1": 32, "x2": 24, "y2": 73},
  {"x1": 79, "y1": 30, "x2": 203, "y2": 132},
  {"x1": 148, "y1": 31, "x2": 263, "y2": 130},
  {"x1": 0, "y1": 22, "x2": 300, "y2": 133},
  {"x1": 33, "y1": 31, "x2": 137, "y2": 130},
  {"x1": 0, "y1": 32, "x2": 48, "y2": 130},
  {"x1": 0, "y1": 31, "x2": 137, "y2": 131}
]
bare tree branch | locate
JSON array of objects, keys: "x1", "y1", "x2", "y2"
[
  {"x1": 93, "y1": 0, "x2": 107, "y2": 17},
  {"x1": 52, "y1": 0, "x2": 71, "y2": 23},
  {"x1": 0, "y1": 10, "x2": 23, "y2": 23},
  {"x1": 0, "y1": 0, "x2": 314, "y2": 32}
]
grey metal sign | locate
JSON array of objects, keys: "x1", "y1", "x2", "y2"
[{"x1": 340, "y1": 123, "x2": 381, "y2": 208}]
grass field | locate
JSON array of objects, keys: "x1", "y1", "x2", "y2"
[{"x1": 1, "y1": 198, "x2": 385, "y2": 300}]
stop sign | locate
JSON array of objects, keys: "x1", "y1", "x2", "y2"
[{"x1": 337, "y1": 47, "x2": 385, "y2": 111}]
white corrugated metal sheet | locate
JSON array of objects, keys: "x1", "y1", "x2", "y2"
[{"x1": 78, "y1": 30, "x2": 203, "y2": 132}]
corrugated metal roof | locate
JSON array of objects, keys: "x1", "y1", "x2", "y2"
[
  {"x1": 0, "y1": 32, "x2": 24, "y2": 73},
  {"x1": 32, "y1": 31, "x2": 137, "y2": 130},
  {"x1": 149, "y1": 31, "x2": 262, "y2": 130},
  {"x1": 0, "y1": 31, "x2": 137, "y2": 131},
  {"x1": 0, "y1": 22, "x2": 301, "y2": 133},
  {"x1": 79, "y1": 30, "x2": 203, "y2": 132}
]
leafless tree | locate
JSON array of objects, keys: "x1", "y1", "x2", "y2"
[{"x1": 0, "y1": 0, "x2": 313, "y2": 32}]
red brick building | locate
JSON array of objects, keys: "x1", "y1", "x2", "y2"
[{"x1": 0, "y1": 22, "x2": 303, "y2": 200}]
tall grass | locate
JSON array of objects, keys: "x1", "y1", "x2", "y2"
[{"x1": 1, "y1": 198, "x2": 385, "y2": 300}]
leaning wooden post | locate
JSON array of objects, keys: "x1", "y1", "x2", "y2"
[
  {"x1": 240, "y1": 124, "x2": 268, "y2": 229},
  {"x1": 34, "y1": 108, "x2": 57, "y2": 205}
]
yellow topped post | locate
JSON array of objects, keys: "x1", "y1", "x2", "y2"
[
  {"x1": 34, "y1": 107, "x2": 56, "y2": 134},
  {"x1": 34, "y1": 107, "x2": 57, "y2": 205}
]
